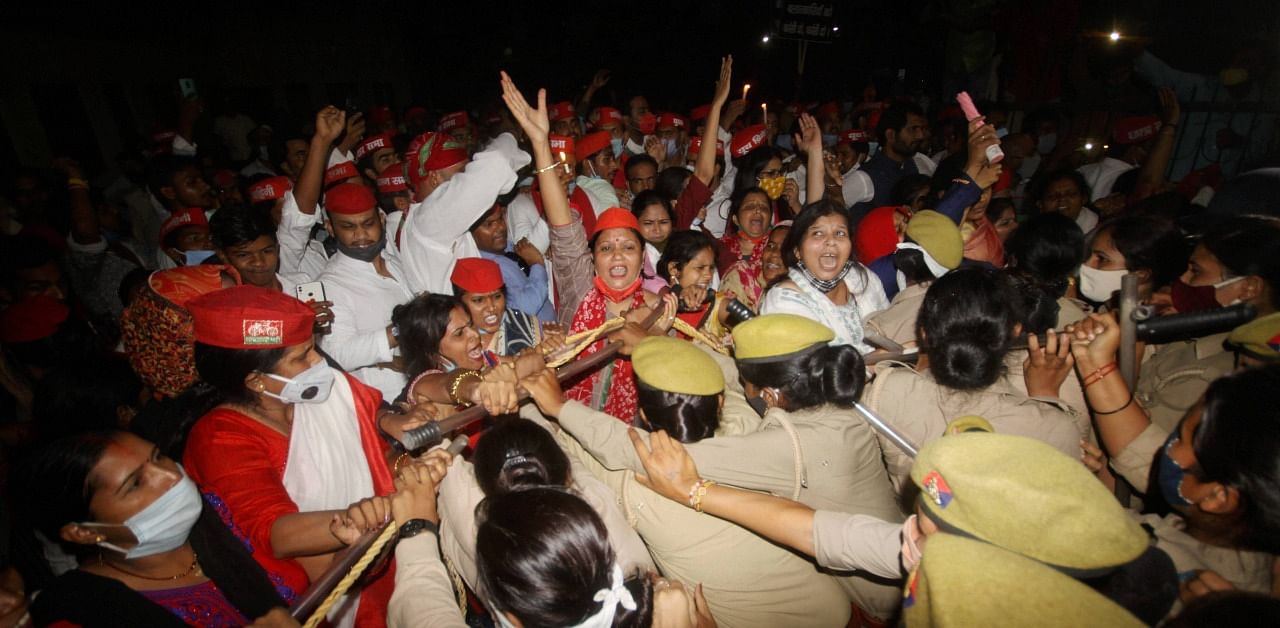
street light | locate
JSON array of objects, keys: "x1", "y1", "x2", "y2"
[
  {"x1": 762, "y1": 34, "x2": 770, "y2": 43},
  {"x1": 1109, "y1": 31, "x2": 1121, "y2": 42}
]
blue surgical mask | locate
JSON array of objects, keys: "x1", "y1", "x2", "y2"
[
  {"x1": 263, "y1": 360, "x2": 335, "y2": 404},
  {"x1": 183, "y1": 250, "x2": 216, "y2": 266},
  {"x1": 1157, "y1": 430, "x2": 1195, "y2": 507},
  {"x1": 610, "y1": 137, "x2": 624, "y2": 158},
  {"x1": 81, "y1": 466, "x2": 202, "y2": 559},
  {"x1": 821, "y1": 133, "x2": 838, "y2": 147},
  {"x1": 662, "y1": 137, "x2": 678, "y2": 157}
]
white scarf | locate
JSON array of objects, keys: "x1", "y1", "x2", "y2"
[
  {"x1": 282, "y1": 368, "x2": 375, "y2": 628},
  {"x1": 786, "y1": 267, "x2": 865, "y2": 350}
]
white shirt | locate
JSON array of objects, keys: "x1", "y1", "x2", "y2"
[
  {"x1": 397, "y1": 133, "x2": 530, "y2": 295},
  {"x1": 912, "y1": 153, "x2": 937, "y2": 177},
  {"x1": 276, "y1": 191, "x2": 329, "y2": 281},
  {"x1": 318, "y1": 251, "x2": 413, "y2": 402},
  {"x1": 1076, "y1": 206, "x2": 1100, "y2": 234},
  {"x1": 759, "y1": 266, "x2": 890, "y2": 353},
  {"x1": 841, "y1": 166, "x2": 874, "y2": 208},
  {"x1": 701, "y1": 126, "x2": 739, "y2": 238},
  {"x1": 506, "y1": 192, "x2": 549, "y2": 253},
  {"x1": 1077, "y1": 157, "x2": 1138, "y2": 201}
]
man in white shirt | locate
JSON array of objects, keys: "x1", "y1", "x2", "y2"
[
  {"x1": 317, "y1": 183, "x2": 413, "y2": 402},
  {"x1": 1076, "y1": 116, "x2": 1157, "y2": 201},
  {"x1": 397, "y1": 131, "x2": 531, "y2": 295},
  {"x1": 834, "y1": 129, "x2": 874, "y2": 208}
]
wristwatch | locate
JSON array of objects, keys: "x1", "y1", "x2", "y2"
[{"x1": 399, "y1": 518, "x2": 438, "y2": 539}]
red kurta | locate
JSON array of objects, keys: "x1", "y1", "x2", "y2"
[{"x1": 184, "y1": 373, "x2": 396, "y2": 627}]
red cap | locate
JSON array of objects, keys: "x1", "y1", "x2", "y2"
[
  {"x1": 688, "y1": 136, "x2": 724, "y2": 156},
  {"x1": 160, "y1": 208, "x2": 208, "y2": 242},
  {"x1": 594, "y1": 107, "x2": 623, "y2": 129},
  {"x1": 657, "y1": 112, "x2": 685, "y2": 131},
  {"x1": 1113, "y1": 116, "x2": 1162, "y2": 144},
  {"x1": 324, "y1": 161, "x2": 360, "y2": 187},
  {"x1": 188, "y1": 286, "x2": 315, "y2": 349},
  {"x1": 439, "y1": 111, "x2": 470, "y2": 133},
  {"x1": 854, "y1": 206, "x2": 906, "y2": 265},
  {"x1": 690, "y1": 104, "x2": 712, "y2": 122},
  {"x1": 576, "y1": 131, "x2": 612, "y2": 161},
  {"x1": 729, "y1": 124, "x2": 768, "y2": 158},
  {"x1": 325, "y1": 183, "x2": 377, "y2": 215},
  {"x1": 838, "y1": 129, "x2": 870, "y2": 146},
  {"x1": 0, "y1": 295, "x2": 70, "y2": 343},
  {"x1": 248, "y1": 176, "x2": 293, "y2": 203},
  {"x1": 590, "y1": 207, "x2": 641, "y2": 238},
  {"x1": 637, "y1": 112, "x2": 657, "y2": 135},
  {"x1": 368, "y1": 105, "x2": 394, "y2": 127},
  {"x1": 375, "y1": 164, "x2": 408, "y2": 194},
  {"x1": 549, "y1": 134, "x2": 575, "y2": 159},
  {"x1": 451, "y1": 257, "x2": 505, "y2": 293},
  {"x1": 406, "y1": 132, "x2": 469, "y2": 186},
  {"x1": 993, "y1": 168, "x2": 1013, "y2": 193},
  {"x1": 213, "y1": 169, "x2": 238, "y2": 190},
  {"x1": 356, "y1": 132, "x2": 394, "y2": 161},
  {"x1": 817, "y1": 102, "x2": 840, "y2": 119},
  {"x1": 549, "y1": 101, "x2": 577, "y2": 122},
  {"x1": 149, "y1": 265, "x2": 237, "y2": 307}
]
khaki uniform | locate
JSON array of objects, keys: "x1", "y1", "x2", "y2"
[
  {"x1": 556, "y1": 399, "x2": 904, "y2": 619},
  {"x1": 1002, "y1": 351, "x2": 1093, "y2": 435},
  {"x1": 864, "y1": 282, "x2": 929, "y2": 347},
  {"x1": 1136, "y1": 332, "x2": 1234, "y2": 433},
  {"x1": 437, "y1": 411, "x2": 656, "y2": 608},
  {"x1": 1111, "y1": 422, "x2": 1167, "y2": 492},
  {"x1": 546, "y1": 418, "x2": 853, "y2": 628},
  {"x1": 865, "y1": 363, "x2": 1083, "y2": 492},
  {"x1": 1135, "y1": 511, "x2": 1274, "y2": 616},
  {"x1": 1056, "y1": 296, "x2": 1090, "y2": 327}
]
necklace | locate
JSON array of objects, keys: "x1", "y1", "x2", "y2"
[{"x1": 99, "y1": 551, "x2": 202, "y2": 581}]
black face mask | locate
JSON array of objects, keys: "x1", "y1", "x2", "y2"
[{"x1": 336, "y1": 232, "x2": 386, "y2": 263}]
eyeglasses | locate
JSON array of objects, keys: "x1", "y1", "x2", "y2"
[{"x1": 758, "y1": 169, "x2": 782, "y2": 179}]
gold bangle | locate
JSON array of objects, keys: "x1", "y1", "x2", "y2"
[
  {"x1": 533, "y1": 160, "x2": 564, "y2": 175},
  {"x1": 687, "y1": 479, "x2": 717, "y2": 512},
  {"x1": 393, "y1": 452, "x2": 411, "y2": 474},
  {"x1": 448, "y1": 369, "x2": 482, "y2": 406}
]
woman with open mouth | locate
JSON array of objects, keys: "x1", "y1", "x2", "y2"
[
  {"x1": 657, "y1": 229, "x2": 733, "y2": 344},
  {"x1": 501, "y1": 72, "x2": 677, "y2": 424},
  {"x1": 719, "y1": 220, "x2": 792, "y2": 314},
  {"x1": 448, "y1": 257, "x2": 565, "y2": 359},
  {"x1": 393, "y1": 293, "x2": 543, "y2": 422},
  {"x1": 759, "y1": 200, "x2": 889, "y2": 353}
]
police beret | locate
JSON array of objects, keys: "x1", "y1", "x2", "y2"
[
  {"x1": 1227, "y1": 311, "x2": 1280, "y2": 363},
  {"x1": 910, "y1": 433, "x2": 1149, "y2": 574},
  {"x1": 905, "y1": 210, "x2": 963, "y2": 270},
  {"x1": 733, "y1": 314, "x2": 833, "y2": 363},
  {"x1": 632, "y1": 337, "x2": 724, "y2": 396}
]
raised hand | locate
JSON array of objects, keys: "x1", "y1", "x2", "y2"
[
  {"x1": 500, "y1": 71, "x2": 550, "y2": 146},
  {"x1": 315, "y1": 106, "x2": 347, "y2": 144},
  {"x1": 796, "y1": 113, "x2": 822, "y2": 154},
  {"x1": 712, "y1": 56, "x2": 734, "y2": 107},
  {"x1": 1024, "y1": 329, "x2": 1074, "y2": 398},
  {"x1": 1158, "y1": 86, "x2": 1181, "y2": 127}
]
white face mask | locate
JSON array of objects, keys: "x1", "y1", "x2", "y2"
[
  {"x1": 263, "y1": 359, "x2": 335, "y2": 404},
  {"x1": 81, "y1": 466, "x2": 202, "y2": 559},
  {"x1": 1078, "y1": 265, "x2": 1127, "y2": 303}
]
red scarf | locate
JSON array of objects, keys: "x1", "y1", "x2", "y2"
[
  {"x1": 722, "y1": 230, "x2": 768, "y2": 265},
  {"x1": 565, "y1": 285, "x2": 646, "y2": 423},
  {"x1": 592, "y1": 275, "x2": 642, "y2": 303}
]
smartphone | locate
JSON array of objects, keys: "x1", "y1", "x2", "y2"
[
  {"x1": 295, "y1": 281, "x2": 326, "y2": 304},
  {"x1": 178, "y1": 78, "x2": 198, "y2": 99}
]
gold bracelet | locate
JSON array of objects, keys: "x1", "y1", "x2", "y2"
[
  {"x1": 448, "y1": 369, "x2": 482, "y2": 406},
  {"x1": 533, "y1": 160, "x2": 564, "y2": 175},
  {"x1": 687, "y1": 479, "x2": 717, "y2": 512},
  {"x1": 393, "y1": 452, "x2": 411, "y2": 474}
]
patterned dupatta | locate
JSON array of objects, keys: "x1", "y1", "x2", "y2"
[{"x1": 564, "y1": 286, "x2": 647, "y2": 423}]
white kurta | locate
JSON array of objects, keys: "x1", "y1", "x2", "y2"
[
  {"x1": 318, "y1": 251, "x2": 413, "y2": 401},
  {"x1": 397, "y1": 133, "x2": 530, "y2": 295},
  {"x1": 276, "y1": 190, "x2": 330, "y2": 281},
  {"x1": 1077, "y1": 157, "x2": 1137, "y2": 201}
]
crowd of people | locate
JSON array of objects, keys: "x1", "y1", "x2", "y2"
[{"x1": 1, "y1": 40, "x2": 1279, "y2": 627}]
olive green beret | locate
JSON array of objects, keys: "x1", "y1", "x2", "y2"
[
  {"x1": 910, "y1": 433, "x2": 1148, "y2": 574},
  {"x1": 904, "y1": 210, "x2": 963, "y2": 270},
  {"x1": 733, "y1": 314, "x2": 834, "y2": 363},
  {"x1": 632, "y1": 337, "x2": 724, "y2": 396},
  {"x1": 1227, "y1": 312, "x2": 1280, "y2": 363},
  {"x1": 903, "y1": 534, "x2": 1144, "y2": 627}
]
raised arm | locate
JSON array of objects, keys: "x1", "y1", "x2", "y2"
[
  {"x1": 501, "y1": 72, "x2": 570, "y2": 228},
  {"x1": 297, "y1": 107, "x2": 346, "y2": 215},
  {"x1": 57, "y1": 159, "x2": 99, "y2": 246},
  {"x1": 694, "y1": 57, "x2": 733, "y2": 188},
  {"x1": 1133, "y1": 88, "x2": 1181, "y2": 201},
  {"x1": 796, "y1": 113, "x2": 825, "y2": 204},
  {"x1": 1064, "y1": 312, "x2": 1152, "y2": 456}
]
